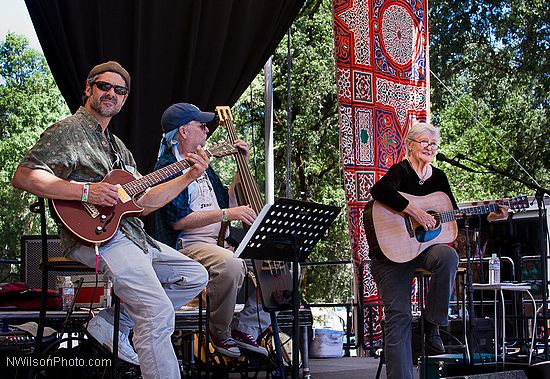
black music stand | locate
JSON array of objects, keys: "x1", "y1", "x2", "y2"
[{"x1": 235, "y1": 198, "x2": 340, "y2": 379}]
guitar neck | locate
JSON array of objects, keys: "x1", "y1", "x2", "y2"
[
  {"x1": 438, "y1": 201, "x2": 506, "y2": 223},
  {"x1": 122, "y1": 149, "x2": 213, "y2": 197},
  {"x1": 217, "y1": 108, "x2": 264, "y2": 214}
]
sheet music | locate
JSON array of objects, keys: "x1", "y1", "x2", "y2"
[{"x1": 234, "y1": 203, "x2": 272, "y2": 258}]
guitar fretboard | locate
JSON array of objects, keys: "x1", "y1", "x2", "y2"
[
  {"x1": 438, "y1": 202, "x2": 506, "y2": 223},
  {"x1": 121, "y1": 149, "x2": 213, "y2": 197}
]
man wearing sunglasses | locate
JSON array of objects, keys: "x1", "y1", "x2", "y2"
[{"x1": 12, "y1": 61, "x2": 209, "y2": 379}]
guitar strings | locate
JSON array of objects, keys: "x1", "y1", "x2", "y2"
[
  {"x1": 223, "y1": 115, "x2": 290, "y2": 303},
  {"x1": 429, "y1": 199, "x2": 512, "y2": 224}
]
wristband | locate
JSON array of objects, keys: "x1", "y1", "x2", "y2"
[
  {"x1": 81, "y1": 183, "x2": 89, "y2": 202},
  {"x1": 221, "y1": 208, "x2": 228, "y2": 222}
]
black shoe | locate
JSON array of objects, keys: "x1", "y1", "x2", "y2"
[{"x1": 425, "y1": 334, "x2": 445, "y2": 355}]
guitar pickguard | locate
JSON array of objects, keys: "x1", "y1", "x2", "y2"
[{"x1": 414, "y1": 226, "x2": 442, "y2": 243}]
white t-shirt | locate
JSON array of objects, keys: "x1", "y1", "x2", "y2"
[
  {"x1": 179, "y1": 171, "x2": 228, "y2": 247},
  {"x1": 170, "y1": 144, "x2": 229, "y2": 248}
]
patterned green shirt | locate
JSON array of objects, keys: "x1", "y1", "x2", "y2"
[{"x1": 18, "y1": 106, "x2": 159, "y2": 255}]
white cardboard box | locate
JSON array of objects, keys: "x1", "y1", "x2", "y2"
[{"x1": 310, "y1": 328, "x2": 344, "y2": 358}]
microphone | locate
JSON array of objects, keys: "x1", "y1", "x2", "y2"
[{"x1": 436, "y1": 153, "x2": 476, "y2": 173}]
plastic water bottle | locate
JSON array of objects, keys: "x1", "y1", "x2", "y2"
[
  {"x1": 103, "y1": 279, "x2": 112, "y2": 308},
  {"x1": 61, "y1": 276, "x2": 74, "y2": 311},
  {"x1": 488, "y1": 253, "x2": 501, "y2": 285}
]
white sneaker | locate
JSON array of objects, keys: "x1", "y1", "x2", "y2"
[{"x1": 87, "y1": 316, "x2": 140, "y2": 365}]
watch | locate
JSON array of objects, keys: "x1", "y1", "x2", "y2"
[{"x1": 221, "y1": 208, "x2": 228, "y2": 222}]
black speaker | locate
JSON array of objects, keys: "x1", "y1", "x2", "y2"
[
  {"x1": 447, "y1": 317, "x2": 495, "y2": 354},
  {"x1": 20, "y1": 234, "x2": 72, "y2": 289},
  {"x1": 412, "y1": 318, "x2": 495, "y2": 364},
  {"x1": 421, "y1": 354, "x2": 527, "y2": 378},
  {"x1": 526, "y1": 361, "x2": 550, "y2": 379},
  {"x1": 441, "y1": 369, "x2": 527, "y2": 378}
]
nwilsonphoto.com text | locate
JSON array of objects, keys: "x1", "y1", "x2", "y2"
[{"x1": 5, "y1": 356, "x2": 112, "y2": 367}]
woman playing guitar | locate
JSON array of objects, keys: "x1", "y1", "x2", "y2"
[{"x1": 364, "y1": 122, "x2": 508, "y2": 379}]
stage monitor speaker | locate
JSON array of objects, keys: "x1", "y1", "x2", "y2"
[
  {"x1": 526, "y1": 361, "x2": 550, "y2": 379},
  {"x1": 442, "y1": 370, "x2": 527, "y2": 379},
  {"x1": 447, "y1": 317, "x2": 495, "y2": 354},
  {"x1": 412, "y1": 318, "x2": 495, "y2": 364},
  {"x1": 20, "y1": 234, "x2": 72, "y2": 290}
]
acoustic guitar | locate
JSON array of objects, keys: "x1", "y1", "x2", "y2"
[
  {"x1": 51, "y1": 142, "x2": 237, "y2": 245},
  {"x1": 363, "y1": 191, "x2": 529, "y2": 263}
]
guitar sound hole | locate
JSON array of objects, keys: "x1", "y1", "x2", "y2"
[{"x1": 427, "y1": 211, "x2": 439, "y2": 227}]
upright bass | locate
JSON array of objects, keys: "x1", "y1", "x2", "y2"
[{"x1": 216, "y1": 106, "x2": 293, "y2": 309}]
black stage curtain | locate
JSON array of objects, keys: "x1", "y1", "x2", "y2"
[{"x1": 25, "y1": 0, "x2": 304, "y2": 171}]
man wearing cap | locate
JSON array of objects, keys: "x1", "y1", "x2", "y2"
[
  {"x1": 12, "y1": 62, "x2": 209, "y2": 379},
  {"x1": 154, "y1": 103, "x2": 270, "y2": 358}
]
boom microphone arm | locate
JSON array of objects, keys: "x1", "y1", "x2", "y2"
[{"x1": 436, "y1": 153, "x2": 478, "y2": 173}]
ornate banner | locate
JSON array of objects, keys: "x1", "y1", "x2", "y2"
[{"x1": 332, "y1": 0, "x2": 430, "y2": 352}]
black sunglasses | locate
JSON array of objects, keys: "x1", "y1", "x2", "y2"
[{"x1": 92, "y1": 81, "x2": 128, "y2": 95}]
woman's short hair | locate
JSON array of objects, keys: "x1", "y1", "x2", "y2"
[{"x1": 405, "y1": 122, "x2": 440, "y2": 156}]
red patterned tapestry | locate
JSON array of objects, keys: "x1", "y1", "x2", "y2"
[{"x1": 332, "y1": 0, "x2": 430, "y2": 353}]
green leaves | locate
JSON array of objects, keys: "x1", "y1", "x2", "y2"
[
  {"x1": 222, "y1": 0, "x2": 548, "y2": 302},
  {"x1": 0, "y1": 32, "x2": 69, "y2": 279},
  {"x1": 430, "y1": 0, "x2": 549, "y2": 202}
]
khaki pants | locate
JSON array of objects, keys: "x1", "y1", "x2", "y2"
[
  {"x1": 183, "y1": 242, "x2": 246, "y2": 339},
  {"x1": 183, "y1": 242, "x2": 271, "y2": 339}
]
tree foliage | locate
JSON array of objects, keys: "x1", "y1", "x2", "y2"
[
  {"x1": 215, "y1": 0, "x2": 549, "y2": 302},
  {"x1": 0, "y1": 33, "x2": 69, "y2": 281},
  {"x1": 430, "y1": 0, "x2": 549, "y2": 201},
  {"x1": 210, "y1": 1, "x2": 353, "y2": 303},
  {"x1": 1, "y1": 0, "x2": 547, "y2": 301},
  {"x1": 270, "y1": 2, "x2": 352, "y2": 303}
]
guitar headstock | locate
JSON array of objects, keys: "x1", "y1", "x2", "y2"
[
  {"x1": 206, "y1": 141, "x2": 238, "y2": 158},
  {"x1": 215, "y1": 106, "x2": 233, "y2": 127},
  {"x1": 506, "y1": 194, "x2": 530, "y2": 212}
]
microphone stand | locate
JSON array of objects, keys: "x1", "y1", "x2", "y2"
[
  {"x1": 456, "y1": 155, "x2": 550, "y2": 198},
  {"x1": 452, "y1": 155, "x2": 550, "y2": 360},
  {"x1": 463, "y1": 214, "x2": 474, "y2": 365}
]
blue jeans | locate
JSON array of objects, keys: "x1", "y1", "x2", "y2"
[
  {"x1": 371, "y1": 244, "x2": 458, "y2": 379},
  {"x1": 70, "y1": 231, "x2": 208, "y2": 379}
]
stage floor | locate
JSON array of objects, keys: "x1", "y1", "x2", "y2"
[
  {"x1": 306, "y1": 356, "x2": 392, "y2": 379},
  {"x1": 225, "y1": 356, "x2": 401, "y2": 379},
  {"x1": 226, "y1": 355, "x2": 549, "y2": 379}
]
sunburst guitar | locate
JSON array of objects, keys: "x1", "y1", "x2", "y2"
[{"x1": 363, "y1": 191, "x2": 529, "y2": 263}]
